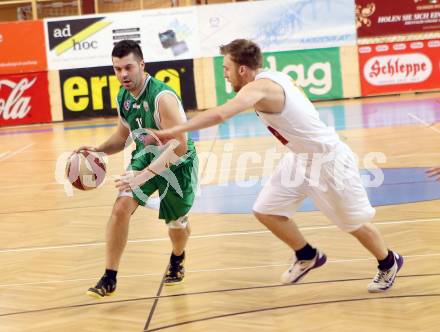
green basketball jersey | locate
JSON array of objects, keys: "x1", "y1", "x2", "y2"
[{"x1": 116, "y1": 75, "x2": 196, "y2": 169}]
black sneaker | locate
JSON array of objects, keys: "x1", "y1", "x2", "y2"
[
  {"x1": 164, "y1": 252, "x2": 185, "y2": 285},
  {"x1": 86, "y1": 276, "x2": 117, "y2": 299}
]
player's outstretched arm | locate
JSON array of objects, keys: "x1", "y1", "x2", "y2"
[{"x1": 152, "y1": 80, "x2": 266, "y2": 141}]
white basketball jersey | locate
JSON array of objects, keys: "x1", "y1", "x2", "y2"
[{"x1": 255, "y1": 70, "x2": 340, "y2": 154}]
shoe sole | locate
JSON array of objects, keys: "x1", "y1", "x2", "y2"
[
  {"x1": 164, "y1": 278, "x2": 185, "y2": 286},
  {"x1": 291, "y1": 253, "x2": 327, "y2": 283},
  {"x1": 368, "y1": 254, "x2": 404, "y2": 293},
  {"x1": 85, "y1": 289, "x2": 116, "y2": 299}
]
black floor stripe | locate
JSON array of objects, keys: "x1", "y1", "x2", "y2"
[
  {"x1": 143, "y1": 263, "x2": 169, "y2": 331},
  {"x1": 145, "y1": 293, "x2": 440, "y2": 331},
  {"x1": 0, "y1": 272, "x2": 438, "y2": 318}
]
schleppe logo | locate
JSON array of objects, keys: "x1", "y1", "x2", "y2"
[{"x1": 364, "y1": 53, "x2": 432, "y2": 86}]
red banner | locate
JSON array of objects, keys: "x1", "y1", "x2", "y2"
[
  {"x1": 0, "y1": 72, "x2": 52, "y2": 126},
  {"x1": 356, "y1": 0, "x2": 440, "y2": 38},
  {"x1": 358, "y1": 39, "x2": 440, "y2": 95},
  {"x1": 0, "y1": 20, "x2": 47, "y2": 74}
]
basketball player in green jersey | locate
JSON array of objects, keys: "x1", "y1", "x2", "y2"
[{"x1": 74, "y1": 40, "x2": 198, "y2": 298}]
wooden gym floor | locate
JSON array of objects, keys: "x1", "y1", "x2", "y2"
[{"x1": 0, "y1": 92, "x2": 439, "y2": 332}]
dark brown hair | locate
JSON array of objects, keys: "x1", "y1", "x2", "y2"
[
  {"x1": 220, "y1": 39, "x2": 262, "y2": 69},
  {"x1": 112, "y1": 40, "x2": 143, "y2": 61}
]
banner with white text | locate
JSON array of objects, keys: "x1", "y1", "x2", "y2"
[
  {"x1": 358, "y1": 39, "x2": 440, "y2": 95},
  {"x1": 356, "y1": 0, "x2": 440, "y2": 38},
  {"x1": 0, "y1": 72, "x2": 51, "y2": 126},
  {"x1": 214, "y1": 48, "x2": 343, "y2": 103}
]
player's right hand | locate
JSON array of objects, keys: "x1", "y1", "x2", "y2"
[{"x1": 70, "y1": 146, "x2": 98, "y2": 158}]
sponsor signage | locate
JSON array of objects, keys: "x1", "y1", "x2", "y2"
[
  {"x1": 358, "y1": 39, "x2": 440, "y2": 95},
  {"x1": 60, "y1": 59, "x2": 196, "y2": 120},
  {"x1": 46, "y1": 1, "x2": 354, "y2": 70},
  {"x1": 45, "y1": 16, "x2": 114, "y2": 70},
  {"x1": 45, "y1": 8, "x2": 199, "y2": 70},
  {"x1": 199, "y1": 0, "x2": 356, "y2": 56},
  {"x1": 356, "y1": 0, "x2": 440, "y2": 37},
  {"x1": 214, "y1": 48, "x2": 343, "y2": 104},
  {"x1": 0, "y1": 72, "x2": 51, "y2": 126},
  {"x1": 0, "y1": 21, "x2": 47, "y2": 74}
]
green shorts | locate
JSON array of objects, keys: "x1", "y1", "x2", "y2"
[{"x1": 128, "y1": 154, "x2": 198, "y2": 223}]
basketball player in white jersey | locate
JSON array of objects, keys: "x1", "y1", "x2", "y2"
[{"x1": 124, "y1": 39, "x2": 403, "y2": 292}]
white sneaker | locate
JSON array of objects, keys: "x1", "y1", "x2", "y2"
[
  {"x1": 281, "y1": 250, "x2": 327, "y2": 284},
  {"x1": 368, "y1": 252, "x2": 404, "y2": 293}
]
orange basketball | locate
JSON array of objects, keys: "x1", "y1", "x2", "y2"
[{"x1": 66, "y1": 150, "x2": 106, "y2": 191}]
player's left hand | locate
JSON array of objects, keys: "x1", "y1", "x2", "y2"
[{"x1": 115, "y1": 171, "x2": 145, "y2": 192}]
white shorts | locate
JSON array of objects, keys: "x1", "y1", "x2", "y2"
[{"x1": 253, "y1": 143, "x2": 375, "y2": 232}]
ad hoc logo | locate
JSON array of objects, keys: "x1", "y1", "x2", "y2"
[{"x1": 52, "y1": 23, "x2": 99, "y2": 53}]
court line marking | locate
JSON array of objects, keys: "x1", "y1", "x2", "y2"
[
  {"x1": 0, "y1": 143, "x2": 35, "y2": 162},
  {"x1": 0, "y1": 216, "x2": 439, "y2": 254},
  {"x1": 0, "y1": 276, "x2": 439, "y2": 318},
  {"x1": 408, "y1": 113, "x2": 440, "y2": 135},
  {"x1": 0, "y1": 252, "x2": 439, "y2": 289},
  {"x1": 143, "y1": 265, "x2": 168, "y2": 332},
  {"x1": 144, "y1": 294, "x2": 440, "y2": 332},
  {"x1": 142, "y1": 111, "x2": 221, "y2": 332}
]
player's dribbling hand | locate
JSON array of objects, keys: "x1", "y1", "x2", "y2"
[
  {"x1": 74, "y1": 146, "x2": 97, "y2": 153},
  {"x1": 70, "y1": 146, "x2": 97, "y2": 158},
  {"x1": 426, "y1": 167, "x2": 440, "y2": 181}
]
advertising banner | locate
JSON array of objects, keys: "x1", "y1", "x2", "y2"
[
  {"x1": 45, "y1": 1, "x2": 356, "y2": 70},
  {"x1": 0, "y1": 21, "x2": 47, "y2": 74},
  {"x1": 356, "y1": 0, "x2": 440, "y2": 38},
  {"x1": 199, "y1": 0, "x2": 356, "y2": 56},
  {"x1": 60, "y1": 59, "x2": 196, "y2": 120},
  {"x1": 358, "y1": 39, "x2": 440, "y2": 95},
  {"x1": 0, "y1": 72, "x2": 51, "y2": 126},
  {"x1": 214, "y1": 48, "x2": 343, "y2": 104},
  {"x1": 45, "y1": 8, "x2": 199, "y2": 70}
]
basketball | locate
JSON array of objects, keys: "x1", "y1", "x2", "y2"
[{"x1": 66, "y1": 150, "x2": 106, "y2": 191}]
